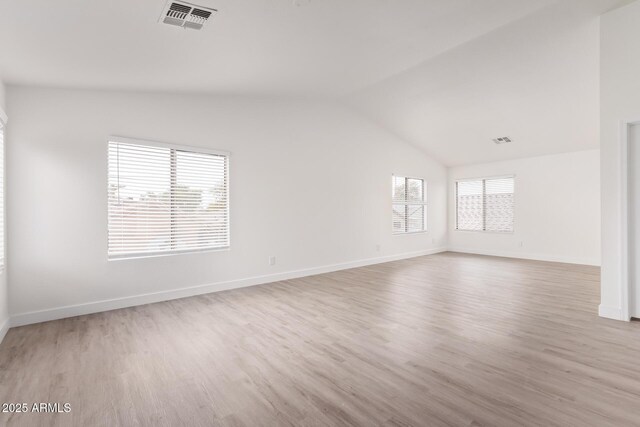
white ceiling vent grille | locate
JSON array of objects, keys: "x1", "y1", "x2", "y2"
[
  {"x1": 160, "y1": 1, "x2": 216, "y2": 30},
  {"x1": 492, "y1": 137, "x2": 512, "y2": 144}
]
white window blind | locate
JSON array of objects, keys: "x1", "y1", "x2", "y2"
[
  {"x1": 108, "y1": 138, "x2": 229, "y2": 258},
  {"x1": 392, "y1": 176, "x2": 426, "y2": 234},
  {"x1": 0, "y1": 122, "x2": 4, "y2": 270},
  {"x1": 456, "y1": 176, "x2": 514, "y2": 232}
]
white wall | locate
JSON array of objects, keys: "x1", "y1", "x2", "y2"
[
  {"x1": 0, "y1": 79, "x2": 7, "y2": 339},
  {"x1": 600, "y1": 0, "x2": 640, "y2": 320},
  {"x1": 6, "y1": 86, "x2": 448, "y2": 324},
  {"x1": 628, "y1": 124, "x2": 640, "y2": 318},
  {"x1": 448, "y1": 150, "x2": 601, "y2": 266}
]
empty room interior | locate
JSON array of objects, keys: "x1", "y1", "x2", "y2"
[{"x1": 2, "y1": 0, "x2": 640, "y2": 425}]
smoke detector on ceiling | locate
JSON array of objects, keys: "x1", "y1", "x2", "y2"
[
  {"x1": 159, "y1": 1, "x2": 216, "y2": 30},
  {"x1": 493, "y1": 137, "x2": 512, "y2": 144}
]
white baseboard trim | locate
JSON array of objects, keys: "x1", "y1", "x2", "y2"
[
  {"x1": 10, "y1": 248, "x2": 447, "y2": 328},
  {"x1": 0, "y1": 317, "x2": 9, "y2": 345},
  {"x1": 598, "y1": 304, "x2": 628, "y2": 321},
  {"x1": 448, "y1": 247, "x2": 600, "y2": 267}
]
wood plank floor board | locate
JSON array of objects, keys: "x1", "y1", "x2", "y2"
[{"x1": 0, "y1": 252, "x2": 639, "y2": 426}]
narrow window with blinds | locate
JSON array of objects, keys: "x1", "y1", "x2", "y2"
[
  {"x1": 456, "y1": 176, "x2": 514, "y2": 232},
  {"x1": 0, "y1": 121, "x2": 5, "y2": 271},
  {"x1": 392, "y1": 176, "x2": 426, "y2": 234},
  {"x1": 108, "y1": 138, "x2": 229, "y2": 259}
]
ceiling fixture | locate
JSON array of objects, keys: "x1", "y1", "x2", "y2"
[
  {"x1": 159, "y1": 1, "x2": 216, "y2": 30},
  {"x1": 492, "y1": 137, "x2": 512, "y2": 144}
]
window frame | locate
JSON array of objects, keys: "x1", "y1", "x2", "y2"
[
  {"x1": 107, "y1": 136, "x2": 231, "y2": 260},
  {"x1": 0, "y1": 108, "x2": 6, "y2": 272},
  {"x1": 455, "y1": 175, "x2": 515, "y2": 234},
  {"x1": 392, "y1": 175, "x2": 427, "y2": 235}
]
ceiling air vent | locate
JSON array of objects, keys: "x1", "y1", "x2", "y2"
[
  {"x1": 492, "y1": 137, "x2": 512, "y2": 144},
  {"x1": 160, "y1": 1, "x2": 216, "y2": 30}
]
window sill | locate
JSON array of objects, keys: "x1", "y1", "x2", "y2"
[
  {"x1": 454, "y1": 229, "x2": 514, "y2": 235},
  {"x1": 108, "y1": 246, "x2": 230, "y2": 261},
  {"x1": 393, "y1": 230, "x2": 428, "y2": 235}
]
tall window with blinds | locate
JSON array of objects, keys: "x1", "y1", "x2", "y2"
[
  {"x1": 108, "y1": 138, "x2": 229, "y2": 258},
  {"x1": 456, "y1": 176, "x2": 514, "y2": 232},
  {"x1": 0, "y1": 122, "x2": 5, "y2": 271},
  {"x1": 392, "y1": 176, "x2": 426, "y2": 234}
]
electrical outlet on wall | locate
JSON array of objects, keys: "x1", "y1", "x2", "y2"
[
  {"x1": 376, "y1": 244, "x2": 381, "y2": 252},
  {"x1": 519, "y1": 241, "x2": 524, "y2": 247},
  {"x1": 269, "y1": 256, "x2": 276, "y2": 266}
]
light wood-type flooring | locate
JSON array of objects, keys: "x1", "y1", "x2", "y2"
[{"x1": 1, "y1": 252, "x2": 639, "y2": 426}]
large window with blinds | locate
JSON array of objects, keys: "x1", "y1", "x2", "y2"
[
  {"x1": 108, "y1": 138, "x2": 229, "y2": 259},
  {"x1": 456, "y1": 176, "x2": 514, "y2": 232},
  {"x1": 392, "y1": 176, "x2": 426, "y2": 234}
]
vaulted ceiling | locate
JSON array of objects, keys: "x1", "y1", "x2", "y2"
[
  {"x1": 0, "y1": 0, "x2": 633, "y2": 165},
  {"x1": 0, "y1": 0, "x2": 558, "y2": 96},
  {"x1": 347, "y1": 0, "x2": 631, "y2": 165}
]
